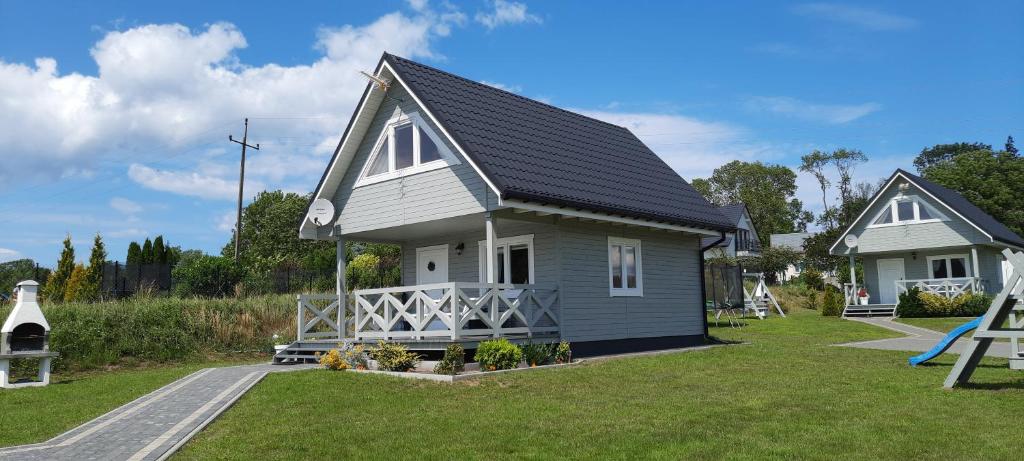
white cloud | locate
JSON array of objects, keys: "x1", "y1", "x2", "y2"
[
  {"x1": 480, "y1": 80, "x2": 522, "y2": 93},
  {"x1": 216, "y1": 210, "x2": 237, "y2": 232},
  {"x1": 110, "y1": 197, "x2": 143, "y2": 214},
  {"x1": 0, "y1": 248, "x2": 22, "y2": 263},
  {"x1": 745, "y1": 96, "x2": 881, "y2": 124},
  {"x1": 127, "y1": 163, "x2": 262, "y2": 200},
  {"x1": 577, "y1": 109, "x2": 784, "y2": 180},
  {"x1": 475, "y1": 0, "x2": 542, "y2": 30},
  {"x1": 0, "y1": 8, "x2": 461, "y2": 187},
  {"x1": 106, "y1": 228, "x2": 149, "y2": 239},
  {"x1": 792, "y1": 3, "x2": 918, "y2": 31}
]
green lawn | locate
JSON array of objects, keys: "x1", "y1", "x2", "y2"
[
  {"x1": 897, "y1": 317, "x2": 979, "y2": 334},
  {"x1": 0, "y1": 358, "x2": 264, "y2": 447},
  {"x1": 177, "y1": 310, "x2": 1024, "y2": 460}
]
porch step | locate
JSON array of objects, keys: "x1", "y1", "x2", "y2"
[
  {"x1": 842, "y1": 304, "x2": 896, "y2": 318},
  {"x1": 272, "y1": 341, "x2": 339, "y2": 364}
]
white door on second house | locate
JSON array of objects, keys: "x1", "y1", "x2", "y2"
[
  {"x1": 877, "y1": 258, "x2": 906, "y2": 304},
  {"x1": 416, "y1": 245, "x2": 449, "y2": 297}
]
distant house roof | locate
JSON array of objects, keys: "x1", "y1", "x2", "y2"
[
  {"x1": 830, "y1": 169, "x2": 1024, "y2": 252},
  {"x1": 772, "y1": 232, "x2": 814, "y2": 252},
  {"x1": 701, "y1": 203, "x2": 755, "y2": 249},
  {"x1": 371, "y1": 54, "x2": 734, "y2": 233},
  {"x1": 895, "y1": 169, "x2": 1024, "y2": 247}
]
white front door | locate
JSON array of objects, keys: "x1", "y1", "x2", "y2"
[
  {"x1": 877, "y1": 258, "x2": 906, "y2": 304},
  {"x1": 416, "y1": 245, "x2": 449, "y2": 296}
]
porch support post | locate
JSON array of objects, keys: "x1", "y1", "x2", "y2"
[
  {"x1": 970, "y1": 246, "x2": 981, "y2": 291},
  {"x1": 485, "y1": 212, "x2": 498, "y2": 284},
  {"x1": 336, "y1": 235, "x2": 346, "y2": 340},
  {"x1": 849, "y1": 255, "x2": 857, "y2": 305}
]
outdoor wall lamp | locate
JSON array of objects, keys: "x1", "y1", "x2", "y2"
[
  {"x1": 912, "y1": 252, "x2": 918, "y2": 260},
  {"x1": 456, "y1": 242, "x2": 465, "y2": 255}
]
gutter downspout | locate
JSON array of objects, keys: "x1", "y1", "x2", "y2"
[{"x1": 699, "y1": 231, "x2": 728, "y2": 340}]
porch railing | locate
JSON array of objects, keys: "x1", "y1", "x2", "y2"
[
  {"x1": 352, "y1": 283, "x2": 560, "y2": 341},
  {"x1": 298, "y1": 283, "x2": 561, "y2": 342},
  {"x1": 895, "y1": 277, "x2": 983, "y2": 299}
]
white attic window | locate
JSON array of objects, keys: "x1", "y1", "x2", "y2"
[
  {"x1": 356, "y1": 111, "x2": 458, "y2": 187},
  {"x1": 869, "y1": 195, "x2": 946, "y2": 227}
]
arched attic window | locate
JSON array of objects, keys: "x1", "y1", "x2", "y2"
[{"x1": 356, "y1": 111, "x2": 458, "y2": 187}]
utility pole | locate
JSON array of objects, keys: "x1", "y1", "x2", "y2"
[{"x1": 229, "y1": 118, "x2": 260, "y2": 263}]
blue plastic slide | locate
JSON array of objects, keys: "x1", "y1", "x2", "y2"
[{"x1": 908, "y1": 316, "x2": 984, "y2": 366}]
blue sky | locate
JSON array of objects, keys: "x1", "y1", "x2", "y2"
[{"x1": 1, "y1": 0, "x2": 1021, "y2": 266}]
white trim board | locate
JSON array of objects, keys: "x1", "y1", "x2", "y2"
[{"x1": 476, "y1": 234, "x2": 536, "y2": 284}]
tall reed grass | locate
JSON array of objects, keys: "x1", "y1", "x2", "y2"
[{"x1": 0, "y1": 294, "x2": 301, "y2": 372}]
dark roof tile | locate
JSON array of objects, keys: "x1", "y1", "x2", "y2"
[{"x1": 385, "y1": 53, "x2": 733, "y2": 232}]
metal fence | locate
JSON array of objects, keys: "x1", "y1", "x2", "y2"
[{"x1": 99, "y1": 262, "x2": 336, "y2": 299}]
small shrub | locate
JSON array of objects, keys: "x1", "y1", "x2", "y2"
[
  {"x1": 318, "y1": 349, "x2": 348, "y2": 370},
  {"x1": 344, "y1": 344, "x2": 369, "y2": 370},
  {"x1": 475, "y1": 339, "x2": 523, "y2": 371},
  {"x1": 821, "y1": 286, "x2": 844, "y2": 317},
  {"x1": 433, "y1": 343, "x2": 465, "y2": 375},
  {"x1": 368, "y1": 341, "x2": 422, "y2": 372},
  {"x1": 554, "y1": 340, "x2": 572, "y2": 364},
  {"x1": 520, "y1": 342, "x2": 554, "y2": 367},
  {"x1": 802, "y1": 290, "x2": 820, "y2": 312},
  {"x1": 896, "y1": 287, "x2": 926, "y2": 317},
  {"x1": 919, "y1": 292, "x2": 957, "y2": 316},
  {"x1": 954, "y1": 293, "x2": 992, "y2": 317}
]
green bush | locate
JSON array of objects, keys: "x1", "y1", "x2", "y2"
[
  {"x1": 433, "y1": 343, "x2": 465, "y2": 375},
  {"x1": 520, "y1": 342, "x2": 554, "y2": 367},
  {"x1": 919, "y1": 292, "x2": 957, "y2": 316},
  {"x1": 555, "y1": 340, "x2": 572, "y2": 364},
  {"x1": 821, "y1": 286, "x2": 844, "y2": 316},
  {"x1": 896, "y1": 287, "x2": 926, "y2": 317},
  {"x1": 475, "y1": 339, "x2": 523, "y2": 371},
  {"x1": 368, "y1": 341, "x2": 422, "y2": 372},
  {"x1": 954, "y1": 293, "x2": 992, "y2": 317},
  {"x1": 802, "y1": 290, "x2": 820, "y2": 311},
  {"x1": 172, "y1": 255, "x2": 242, "y2": 298},
  {"x1": 0, "y1": 294, "x2": 296, "y2": 372},
  {"x1": 798, "y1": 268, "x2": 825, "y2": 291}
]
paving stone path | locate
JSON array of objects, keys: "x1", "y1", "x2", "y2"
[
  {"x1": 837, "y1": 317, "x2": 1011, "y2": 358},
  {"x1": 0, "y1": 363, "x2": 314, "y2": 461}
]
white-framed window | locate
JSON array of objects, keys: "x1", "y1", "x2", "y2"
[
  {"x1": 869, "y1": 195, "x2": 945, "y2": 227},
  {"x1": 355, "y1": 111, "x2": 458, "y2": 187},
  {"x1": 478, "y1": 235, "x2": 535, "y2": 285},
  {"x1": 608, "y1": 237, "x2": 643, "y2": 297},
  {"x1": 926, "y1": 254, "x2": 970, "y2": 279}
]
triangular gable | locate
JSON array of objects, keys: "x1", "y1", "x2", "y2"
[
  {"x1": 300, "y1": 56, "x2": 500, "y2": 239},
  {"x1": 830, "y1": 170, "x2": 1007, "y2": 254}
]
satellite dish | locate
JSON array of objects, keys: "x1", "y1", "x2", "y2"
[
  {"x1": 308, "y1": 198, "x2": 335, "y2": 227},
  {"x1": 845, "y1": 234, "x2": 859, "y2": 249}
]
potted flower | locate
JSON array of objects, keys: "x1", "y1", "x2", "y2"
[{"x1": 857, "y1": 287, "x2": 869, "y2": 305}]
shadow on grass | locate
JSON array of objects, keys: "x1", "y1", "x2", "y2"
[{"x1": 958, "y1": 380, "x2": 1024, "y2": 391}]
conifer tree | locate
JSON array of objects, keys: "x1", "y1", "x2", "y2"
[
  {"x1": 126, "y1": 241, "x2": 142, "y2": 265},
  {"x1": 44, "y1": 235, "x2": 75, "y2": 302},
  {"x1": 85, "y1": 233, "x2": 107, "y2": 301},
  {"x1": 1007, "y1": 135, "x2": 1018, "y2": 155},
  {"x1": 153, "y1": 235, "x2": 166, "y2": 264},
  {"x1": 63, "y1": 264, "x2": 88, "y2": 302},
  {"x1": 141, "y1": 238, "x2": 154, "y2": 264}
]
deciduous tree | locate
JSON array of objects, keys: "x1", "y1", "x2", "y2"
[
  {"x1": 912, "y1": 142, "x2": 990, "y2": 172},
  {"x1": 922, "y1": 149, "x2": 1024, "y2": 236}
]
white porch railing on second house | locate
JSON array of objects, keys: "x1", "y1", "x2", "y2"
[
  {"x1": 351, "y1": 283, "x2": 560, "y2": 341},
  {"x1": 895, "y1": 277, "x2": 983, "y2": 299}
]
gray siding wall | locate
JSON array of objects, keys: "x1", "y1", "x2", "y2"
[
  {"x1": 332, "y1": 84, "x2": 491, "y2": 235},
  {"x1": 834, "y1": 183, "x2": 990, "y2": 255},
  {"x1": 557, "y1": 220, "x2": 704, "y2": 342},
  {"x1": 397, "y1": 215, "x2": 705, "y2": 342}
]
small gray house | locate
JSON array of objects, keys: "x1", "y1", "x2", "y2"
[
  {"x1": 702, "y1": 203, "x2": 761, "y2": 260},
  {"x1": 293, "y1": 53, "x2": 734, "y2": 356},
  {"x1": 831, "y1": 169, "x2": 1024, "y2": 317}
]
